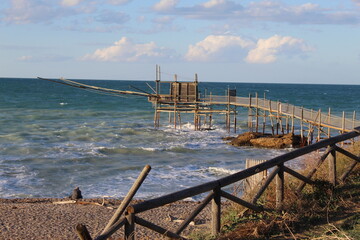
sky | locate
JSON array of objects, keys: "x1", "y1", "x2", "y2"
[{"x1": 1, "y1": 0, "x2": 360, "y2": 84}]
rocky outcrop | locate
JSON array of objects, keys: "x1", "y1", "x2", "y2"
[{"x1": 226, "y1": 132, "x2": 306, "y2": 149}]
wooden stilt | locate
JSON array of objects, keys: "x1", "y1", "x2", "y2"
[
  {"x1": 317, "y1": 109, "x2": 321, "y2": 142},
  {"x1": 269, "y1": 100, "x2": 274, "y2": 135},
  {"x1": 328, "y1": 108, "x2": 331, "y2": 138},
  {"x1": 248, "y1": 94, "x2": 253, "y2": 131},
  {"x1": 291, "y1": 105, "x2": 295, "y2": 134},
  {"x1": 300, "y1": 107, "x2": 304, "y2": 142},
  {"x1": 328, "y1": 145, "x2": 337, "y2": 186},
  {"x1": 276, "y1": 101, "x2": 280, "y2": 135},
  {"x1": 255, "y1": 92, "x2": 259, "y2": 133}
]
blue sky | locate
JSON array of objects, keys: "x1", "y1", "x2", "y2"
[{"x1": 1, "y1": 0, "x2": 360, "y2": 84}]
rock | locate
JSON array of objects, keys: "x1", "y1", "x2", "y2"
[
  {"x1": 226, "y1": 131, "x2": 306, "y2": 149},
  {"x1": 250, "y1": 137, "x2": 287, "y2": 149},
  {"x1": 69, "y1": 187, "x2": 83, "y2": 200},
  {"x1": 228, "y1": 132, "x2": 263, "y2": 146}
]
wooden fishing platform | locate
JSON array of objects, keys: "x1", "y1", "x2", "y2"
[
  {"x1": 38, "y1": 66, "x2": 359, "y2": 143},
  {"x1": 149, "y1": 66, "x2": 359, "y2": 144}
]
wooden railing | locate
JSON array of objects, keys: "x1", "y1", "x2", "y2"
[{"x1": 77, "y1": 126, "x2": 360, "y2": 240}]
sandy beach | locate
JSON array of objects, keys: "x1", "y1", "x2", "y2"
[{"x1": 0, "y1": 198, "x2": 212, "y2": 240}]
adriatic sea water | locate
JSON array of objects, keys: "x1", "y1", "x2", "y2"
[{"x1": 0, "y1": 78, "x2": 359, "y2": 199}]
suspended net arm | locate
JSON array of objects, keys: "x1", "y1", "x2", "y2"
[{"x1": 37, "y1": 77, "x2": 156, "y2": 98}]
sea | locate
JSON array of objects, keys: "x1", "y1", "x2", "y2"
[{"x1": 1, "y1": 78, "x2": 359, "y2": 199}]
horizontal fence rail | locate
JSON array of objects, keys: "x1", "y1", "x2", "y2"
[{"x1": 80, "y1": 126, "x2": 360, "y2": 240}]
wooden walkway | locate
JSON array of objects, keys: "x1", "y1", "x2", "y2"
[{"x1": 202, "y1": 94, "x2": 359, "y2": 132}]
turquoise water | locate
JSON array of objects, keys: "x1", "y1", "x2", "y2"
[{"x1": 0, "y1": 78, "x2": 359, "y2": 198}]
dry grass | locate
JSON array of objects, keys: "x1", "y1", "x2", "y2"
[{"x1": 212, "y1": 140, "x2": 360, "y2": 240}]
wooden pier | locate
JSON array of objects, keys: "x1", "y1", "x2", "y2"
[{"x1": 149, "y1": 66, "x2": 359, "y2": 143}]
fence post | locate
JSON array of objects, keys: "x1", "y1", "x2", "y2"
[
  {"x1": 211, "y1": 185, "x2": 221, "y2": 236},
  {"x1": 276, "y1": 163, "x2": 284, "y2": 211},
  {"x1": 328, "y1": 145, "x2": 337, "y2": 186},
  {"x1": 125, "y1": 210, "x2": 135, "y2": 240}
]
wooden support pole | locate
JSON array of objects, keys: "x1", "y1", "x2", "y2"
[
  {"x1": 291, "y1": 105, "x2": 295, "y2": 134},
  {"x1": 276, "y1": 163, "x2": 284, "y2": 211},
  {"x1": 342, "y1": 111, "x2": 346, "y2": 133},
  {"x1": 211, "y1": 186, "x2": 221, "y2": 236},
  {"x1": 248, "y1": 94, "x2": 253, "y2": 131},
  {"x1": 300, "y1": 107, "x2": 304, "y2": 141},
  {"x1": 154, "y1": 109, "x2": 158, "y2": 128},
  {"x1": 263, "y1": 93, "x2": 266, "y2": 134},
  {"x1": 76, "y1": 224, "x2": 92, "y2": 240},
  {"x1": 353, "y1": 111, "x2": 356, "y2": 130},
  {"x1": 102, "y1": 165, "x2": 151, "y2": 234},
  {"x1": 276, "y1": 101, "x2": 280, "y2": 135},
  {"x1": 124, "y1": 211, "x2": 135, "y2": 240},
  {"x1": 328, "y1": 145, "x2": 337, "y2": 186},
  {"x1": 269, "y1": 100, "x2": 274, "y2": 135},
  {"x1": 178, "y1": 112, "x2": 182, "y2": 130},
  {"x1": 328, "y1": 108, "x2": 331, "y2": 138},
  {"x1": 255, "y1": 92, "x2": 259, "y2": 133},
  {"x1": 317, "y1": 109, "x2": 321, "y2": 142}
]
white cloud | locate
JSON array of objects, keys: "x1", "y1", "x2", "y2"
[
  {"x1": 61, "y1": 0, "x2": 82, "y2": 7},
  {"x1": 185, "y1": 34, "x2": 312, "y2": 63},
  {"x1": 246, "y1": 35, "x2": 312, "y2": 64},
  {"x1": 153, "y1": 0, "x2": 179, "y2": 11},
  {"x1": 107, "y1": 0, "x2": 131, "y2": 5},
  {"x1": 185, "y1": 35, "x2": 254, "y2": 62},
  {"x1": 81, "y1": 37, "x2": 177, "y2": 62}
]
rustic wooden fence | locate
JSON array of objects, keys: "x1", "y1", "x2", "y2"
[{"x1": 77, "y1": 126, "x2": 360, "y2": 240}]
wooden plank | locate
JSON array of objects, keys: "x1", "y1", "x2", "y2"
[
  {"x1": 333, "y1": 145, "x2": 360, "y2": 163},
  {"x1": 340, "y1": 160, "x2": 358, "y2": 182},
  {"x1": 76, "y1": 224, "x2": 92, "y2": 240},
  {"x1": 220, "y1": 190, "x2": 263, "y2": 212},
  {"x1": 102, "y1": 165, "x2": 151, "y2": 234},
  {"x1": 276, "y1": 164, "x2": 284, "y2": 211},
  {"x1": 328, "y1": 146, "x2": 337, "y2": 186},
  {"x1": 283, "y1": 166, "x2": 313, "y2": 185},
  {"x1": 176, "y1": 192, "x2": 214, "y2": 235},
  {"x1": 251, "y1": 167, "x2": 280, "y2": 204},
  {"x1": 94, "y1": 217, "x2": 126, "y2": 240},
  {"x1": 211, "y1": 186, "x2": 221, "y2": 236},
  {"x1": 125, "y1": 212, "x2": 135, "y2": 240},
  {"x1": 135, "y1": 216, "x2": 187, "y2": 240}
]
